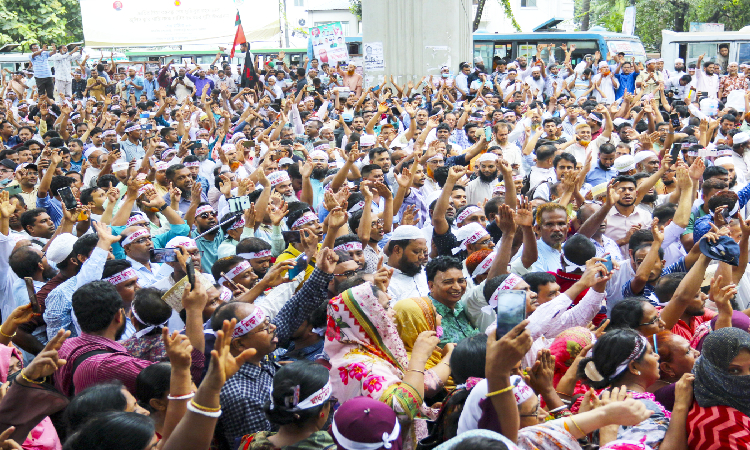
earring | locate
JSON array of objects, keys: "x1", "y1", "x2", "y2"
[
  {"x1": 635, "y1": 370, "x2": 641, "y2": 375},
  {"x1": 320, "y1": 412, "x2": 325, "y2": 418}
]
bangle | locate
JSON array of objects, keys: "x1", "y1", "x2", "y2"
[
  {"x1": 407, "y1": 369, "x2": 425, "y2": 375},
  {"x1": 486, "y1": 385, "x2": 514, "y2": 398},
  {"x1": 570, "y1": 416, "x2": 585, "y2": 435},
  {"x1": 167, "y1": 392, "x2": 195, "y2": 400},
  {"x1": 20, "y1": 371, "x2": 44, "y2": 384},
  {"x1": 0, "y1": 329, "x2": 15, "y2": 338},
  {"x1": 555, "y1": 390, "x2": 572, "y2": 398},
  {"x1": 190, "y1": 399, "x2": 221, "y2": 413},
  {"x1": 187, "y1": 401, "x2": 222, "y2": 418}
]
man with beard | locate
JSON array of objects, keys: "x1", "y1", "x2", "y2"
[
  {"x1": 633, "y1": 172, "x2": 662, "y2": 213},
  {"x1": 604, "y1": 175, "x2": 655, "y2": 255},
  {"x1": 719, "y1": 62, "x2": 748, "y2": 102},
  {"x1": 490, "y1": 122, "x2": 522, "y2": 172},
  {"x1": 654, "y1": 270, "x2": 716, "y2": 340},
  {"x1": 300, "y1": 150, "x2": 329, "y2": 210},
  {"x1": 164, "y1": 164, "x2": 209, "y2": 216},
  {"x1": 190, "y1": 203, "x2": 229, "y2": 274},
  {"x1": 117, "y1": 121, "x2": 145, "y2": 163},
  {"x1": 585, "y1": 143, "x2": 617, "y2": 187},
  {"x1": 715, "y1": 114, "x2": 737, "y2": 144},
  {"x1": 695, "y1": 54, "x2": 720, "y2": 99},
  {"x1": 384, "y1": 224, "x2": 430, "y2": 304},
  {"x1": 267, "y1": 170, "x2": 297, "y2": 204},
  {"x1": 714, "y1": 156, "x2": 740, "y2": 190},
  {"x1": 634, "y1": 151, "x2": 660, "y2": 175},
  {"x1": 340, "y1": 115, "x2": 365, "y2": 148},
  {"x1": 394, "y1": 162, "x2": 430, "y2": 228},
  {"x1": 56, "y1": 277, "x2": 207, "y2": 396},
  {"x1": 466, "y1": 153, "x2": 500, "y2": 205},
  {"x1": 339, "y1": 63, "x2": 363, "y2": 96}
]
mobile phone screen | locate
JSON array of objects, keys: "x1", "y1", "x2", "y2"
[
  {"x1": 670, "y1": 143, "x2": 681, "y2": 164},
  {"x1": 58, "y1": 186, "x2": 78, "y2": 210},
  {"x1": 495, "y1": 290, "x2": 527, "y2": 339},
  {"x1": 286, "y1": 254, "x2": 308, "y2": 279},
  {"x1": 670, "y1": 113, "x2": 680, "y2": 128},
  {"x1": 150, "y1": 248, "x2": 178, "y2": 264}
]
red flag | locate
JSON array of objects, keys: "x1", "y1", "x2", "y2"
[{"x1": 230, "y1": 11, "x2": 246, "y2": 58}]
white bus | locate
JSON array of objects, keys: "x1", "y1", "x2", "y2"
[{"x1": 661, "y1": 28, "x2": 750, "y2": 71}]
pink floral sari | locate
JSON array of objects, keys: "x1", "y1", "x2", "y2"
[{"x1": 325, "y1": 283, "x2": 439, "y2": 450}]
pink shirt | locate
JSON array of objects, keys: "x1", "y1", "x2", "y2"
[
  {"x1": 342, "y1": 72, "x2": 363, "y2": 96},
  {"x1": 604, "y1": 205, "x2": 654, "y2": 258}
]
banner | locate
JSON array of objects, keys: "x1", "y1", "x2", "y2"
[
  {"x1": 79, "y1": 0, "x2": 279, "y2": 48},
  {"x1": 309, "y1": 22, "x2": 349, "y2": 64},
  {"x1": 622, "y1": 6, "x2": 635, "y2": 36},
  {"x1": 363, "y1": 42, "x2": 385, "y2": 71}
]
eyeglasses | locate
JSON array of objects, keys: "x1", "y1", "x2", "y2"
[
  {"x1": 132, "y1": 236, "x2": 152, "y2": 245},
  {"x1": 334, "y1": 269, "x2": 363, "y2": 278},
  {"x1": 638, "y1": 311, "x2": 661, "y2": 327},
  {"x1": 372, "y1": 219, "x2": 384, "y2": 226},
  {"x1": 249, "y1": 318, "x2": 273, "y2": 334},
  {"x1": 199, "y1": 212, "x2": 217, "y2": 219}
]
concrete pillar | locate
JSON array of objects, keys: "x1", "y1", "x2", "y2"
[{"x1": 361, "y1": 0, "x2": 472, "y2": 87}]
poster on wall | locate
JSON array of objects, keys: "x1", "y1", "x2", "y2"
[
  {"x1": 309, "y1": 22, "x2": 349, "y2": 65},
  {"x1": 363, "y1": 42, "x2": 385, "y2": 71}
]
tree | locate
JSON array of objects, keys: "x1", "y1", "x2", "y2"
[
  {"x1": 349, "y1": 0, "x2": 362, "y2": 21},
  {"x1": 0, "y1": 0, "x2": 83, "y2": 51},
  {"x1": 474, "y1": 0, "x2": 520, "y2": 32}
]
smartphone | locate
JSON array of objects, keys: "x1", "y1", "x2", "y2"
[
  {"x1": 495, "y1": 290, "x2": 527, "y2": 339},
  {"x1": 282, "y1": 230, "x2": 301, "y2": 244},
  {"x1": 219, "y1": 271, "x2": 242, "y2": 291},
  {"x1": 150, "y1": 247, "x2": 178, "y2": 263},
  {"x1": 58, "y1": 186, "x2": 78, "y2": 210},
  {"x1": 189, "y1": 141, "x2": 201, "y2": 151},
  {"x1": 372, "y1": 84, "x2": 380, "y2": 91},
  {"x1": 111, "y1": 143, "x2": 120, "y2": 151},
  {"x1": 670, "y1": 143, "x2": 681, "y2": 164},
  {"x1": 484, "y1": 126, "x2": 493, "y2": 141},
  {"x1": 603, "y1": 254, "x2": 613, "y2": 272},
  {"x1": 24, "y1": 277, "x2": 40, "y2": 314},
  {"x1": 287, "y1": 254, "x2": 308, "y2": 280},
  {"x1": 306, "y1": 86, "x2": 315, "y2": 92},
  {"x1": 186, "y1": 259, "x2": 195, "y2": 291},
  {"x1": 670, "y1": 113, "x2": 680, "y2": 128},
  {"x1": 1, "y1": 185, "x2": 21, "y2": 196},
  {"x1": 242, "y1": 140, "x2": 254, "y2": 148}
]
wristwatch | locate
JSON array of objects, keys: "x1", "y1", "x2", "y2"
[{"x1": 158, "y1": 203, "x2": 168, "y2": 212}]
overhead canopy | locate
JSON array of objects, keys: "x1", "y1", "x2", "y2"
[{"x1": 533, "y1": 18, "x2": 564, "y2": 32}]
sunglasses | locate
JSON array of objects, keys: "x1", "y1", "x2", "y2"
[{"x1": 199, "y1": 212, "x2": 217, "y2": 219}]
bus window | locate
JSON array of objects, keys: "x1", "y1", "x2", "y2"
[
  {"x1": 738, "y1": 42, "x2": 750, "y2": 63},
  {"x1": 493, "y1": 42, "x2": 511, "y2": 60},
  {"x1": 687, "y1": 42, "x2": 718, "y2": 66},
  {"x1": 605, "y1": 40, "x2": 646, "y2": 63},
  {"x1": 565, "y1": 40, "x2": 599, "y2": 65},
  {"x1": 473, "y1": 42, "x2": 493, "y2": 67}
]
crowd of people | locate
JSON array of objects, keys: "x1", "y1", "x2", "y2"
[{"x1": 0, "y1": 38, "x2": 749, "y2": 450}]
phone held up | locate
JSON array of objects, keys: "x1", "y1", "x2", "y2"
[{"x1": 495, "y1": 290, "x2": 527, "y2": 339}]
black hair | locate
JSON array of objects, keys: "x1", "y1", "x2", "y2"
[
  {"x1": 347, "y1": 209, "x2": 364, "y2": 234},
  {"x1": 452, "y1": 436, "x2": 510, "y2": 450},
  {"x1": 131, "y1": 288, "x2": 170, "y2": 336},
  {"x1": 433, "y1": 166, "x2": 450, "y2": 188},
  {"x1": 211, "y1": 256, "x2": 246, "y2": 282},
  {"x1": 599, "y1": 143, "x2": 616, "y2": 155},
  {"x1": 553, "y1": 152, "x2": 576, "y2": 168},
  {"x1": 654, "y1": 272, "x2": 685, "y2": 304},
  {"x1": 536, "y1": 144, "x2": 557, "y2": 162},
  {"x1": 609, "y1": 297, "x2": 650, "y2": 331},
  {"x1": 522, "y1": 272, "x2": 557, "y2": 294},
  {"x1": 285, "y1": 202, "x2": 312, "y2": 230},
  {"x1": 346, "y1": 192, "x2": 364, "y2": 212},
  {"x1": 79, "y1": 187, "x2": 99, "y2": 206},
  {"x1": 361, "y1": 164, "x2": 384, "y2": 178},
  {"x1": 633, "y1": 241, "x2": 665, "y2": 260},
  {"x1": 20, "y1": 207, "x2": 48, "y2": 234},
  {"x1": 484, "y1": 197, "x2": 502, "y2": 218},
  {"x1": 703, "y1": 165, "x2": 729, "y2": 181},
  {"x1": 334, "y1": 233, "x2": 362, "y2": 248},
  {"x1": 577, "y1": 328, "x2": 649, "y2": 389},
  {"x1": 451, "y1": 334, "x2": 487, "y2": 384},
  {"x1": 165, "y1": 163, "x2": 187, "y2": 180},
  {"x1": 63, "y1": 411, "x2": 155, "y2": 450},
  {"x1": 219, "y1": 212, "x2": 243, "y2": 234},
  {"x1": 264, "y1": 361, "x2": 330, "y2": 427},
  {"x1": 425, "y1": 256, "x2": 463, "y2": 282},
  {"x1": 9, "y1": 245, "x2": 42, "y2": 278},
  {"x1": 562, "y1": 234, "x2": 596, "y2": 266},
  {"x1": 653, "y1": 203, "x2": 677, "y2": 225},
  {"x1": 135, "y1": 362, "x2": 171, "y2": 413},
  {"x1": 65, "y1": 382, "x2": 128, "y2": 432},
  {"x1": 613, "y1": 174, "x2": 636, "y2": 186},
  {"x1": 96, "y1": 174, "x2": 119, "y2": 189},
  {"x1": 368, "y1": 147, "x2": 390, "y2": 162},
  {"x1": 236, "y1": 237, "x2": 272, "y2": 255},
  {"x1": 73, "y1": 281, "x2": 124, "y2": 333}
]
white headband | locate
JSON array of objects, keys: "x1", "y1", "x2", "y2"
[
  {"x1": 292, "y1": 212, "x2": 318, "y2": 229},
  {"x1": 126, "y1": 213, "x2": 148, "y2": 227},
  {"x1": 102, "y1": 130, "x2": 116, "y2": 136},
  {"x1": 313, "y1": 143, "x2": 330, "y2": 152},
  {"x1": 348, "y1": 201, "x2": 365, "y2": 213},
  {"x1": 332, "y1": 419, "x2": 400, "y2": 450},
  {"x1": 587, "y1": 113, "x2": 602, "y2": 123},
  {"x1": 219, "y1": 261, "x2": 251, "y2": 286},
  {"x1": 122, "y1": 229, "x2": 150, "y2": 246},
  {"x1": 333, "y1": 242, "x2": 363, "y2": 252},
  {"x1": 232, "y1": 306, "x2": 266, "y2": 338},
  {"x1": 219, "y1": 287, "x2": 232, "y2": 302},
  {"x1": 275, "y1": 381, "x2": 332, "y2": 410},
  {"x1": 456, "y1": 206, "x2": 482, "y2": 224},
  {"x1": 184, "y1": 161, "x2": 200, "y2": 168},
  {"x1": 228, "y1": 217, "x2": 246, "y2": 231},
  {"x1": 471, "y1": 251, "x2": 496, "y2": 278},
  {"x1": 195, "y1": 205, "x2": 215, "y2": 218},
  {"x1": 269, "y1": 171, "x2": 291, "y2": 187},
  {"x1": 131, "y1": 303, "x2": 168, "y2": 338},
  {"x1": 137, "y1": 184, "x2": 155, "y2": 197},
  {"x1": 104, "y1": 268, "x2": 138, "y2": 285},
  {"x1": 562, "y1": 254, "x2": 587, "y2": 272},
  {"x1": 452, "y1": 228, "x2": 489, "y2": 255},
  {"x1": 483, "y1": 273, "x2": 523, "y2": 315},
  {"x1": 238, "y1": 250, "x2": 272, "y2": 260},
  {"x1": 124, "y1": 125, "x2": 141, "y2": 133}
]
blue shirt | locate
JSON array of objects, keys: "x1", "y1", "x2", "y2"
[
  {"x1": 192, "y1": 228, "x2": 224, "y2": 274},
  {"x1": 143, "y1": 78, "x2": 158, "y2": 101},
  {"x1": 693, "y1": 181, "x2": 750, "y2": 242},
  {"x1": 309, "y1": 179, "x2": 325, "y2": 211},
  {"x1": 585, "y1": 163, "x2": 617, "y2": 187},
  {"x1": 615, "y1": 72, "x2": 637, "y2": 99},
  {"x1": 36, "y1": 193, "x2": 63, "y2": 227},
  {"x1": 122, "y1": 76, "x2": 145, "y2": 103},
  {"x1": 119, "y1": 137, "x2": 145, "y2": 162},
  {"x1": 30, "y1": 52, "x2": 52, "y2": 78},
  {"x1": 622, "y1": 257, "x2": 686, "y2": 305}
]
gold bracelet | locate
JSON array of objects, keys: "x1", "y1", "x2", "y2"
[
  {"x1": 485, "y1": 385, "x2": 514, "y2": 398},
  {"x1": 570, "y1": 416, "x2": 585, "y2": 435},
  {"x1": 0, "y1": 329, "x2": 16, "y2": 338},
  {"x1": 20, "y1": 371, "x2": 44, "y2": 384},
  {"x1": 190, "y1": 399, "x2": 221, "y2": 413},
  {"x1": 407, "y1": 369, "x2": 425, "y2": 375}
]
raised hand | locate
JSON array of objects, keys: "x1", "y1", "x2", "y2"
[
  {"x1": 328, "y1": 207, "x2": 348, "y2": 230},
  {"x1": 21, "y1": 329, "x2": 70, "y2": 381},
  {"x1": 203, "y1": 319, "x2": 256, "y2": 391},
  {"x1": 0, "y1": 190, "x2": 16, "y2": 219},
  {"x1": 515, "y1": 196, "x2": 533, "y2": 227},
  {"x1": 162, "y1": 329, "x2": 193, "y2": 370}
]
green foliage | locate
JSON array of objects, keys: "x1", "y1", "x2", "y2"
[
  {"x1": 0, "y1": 0, "x2": 83, "y2": 50},
  {"x1": 495, "y1": 0, "x2": 521, "y2": 32},
  {"x1": 349, "y1": 0, "x2": 362, "y2": 21}
]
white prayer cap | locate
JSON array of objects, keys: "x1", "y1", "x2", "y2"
[
  {"x1": 675, "y1": 58, "x2": 684, "y2": 64},
  {"x1": 612, "y1": 118, "x2": 628, "y2": 127},
  {"x1": 359, "y1": 134, "x2": 376, "y2": 146},
  {"x1": 598, "y1": 61, "x2": 609, "y2": 68},
  {"x1": 310, "y1": 150, "x2": 328, "y2": 160},
  {"x1": 477, "y1": 153, "x2": 498, "y2": 163},
  {"x1": 734, "y1": 132, "x2": 750, "y2": 145},
  {"x1": 531, "y1": 66, "x2": 541, "y2": 72},
  {"x1": 389, "y1": 225, "x2": 424, "y2": 241},
  {"x1": 46, "y1": 233, "x2": 78, "y2": 265},
  {"x1": 614, "y1": 155, "x2": 636, "y2": 173},
  {"x1": 633, "y1": 150, "x2": 657, "y2": 164},
  {"x1": 714, "y1": 156, "x2": 733, "y2": 167}
]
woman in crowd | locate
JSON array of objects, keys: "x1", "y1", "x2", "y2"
[
  {"x1": 609, "y1": 299, "x2": 667, "y2": 338},
  {"x1": 689, "y1": 327, "x2": 750, "y2": 449},
  {"x1": 325, "y1": 282, "x2": 450, "y2": 449}
]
